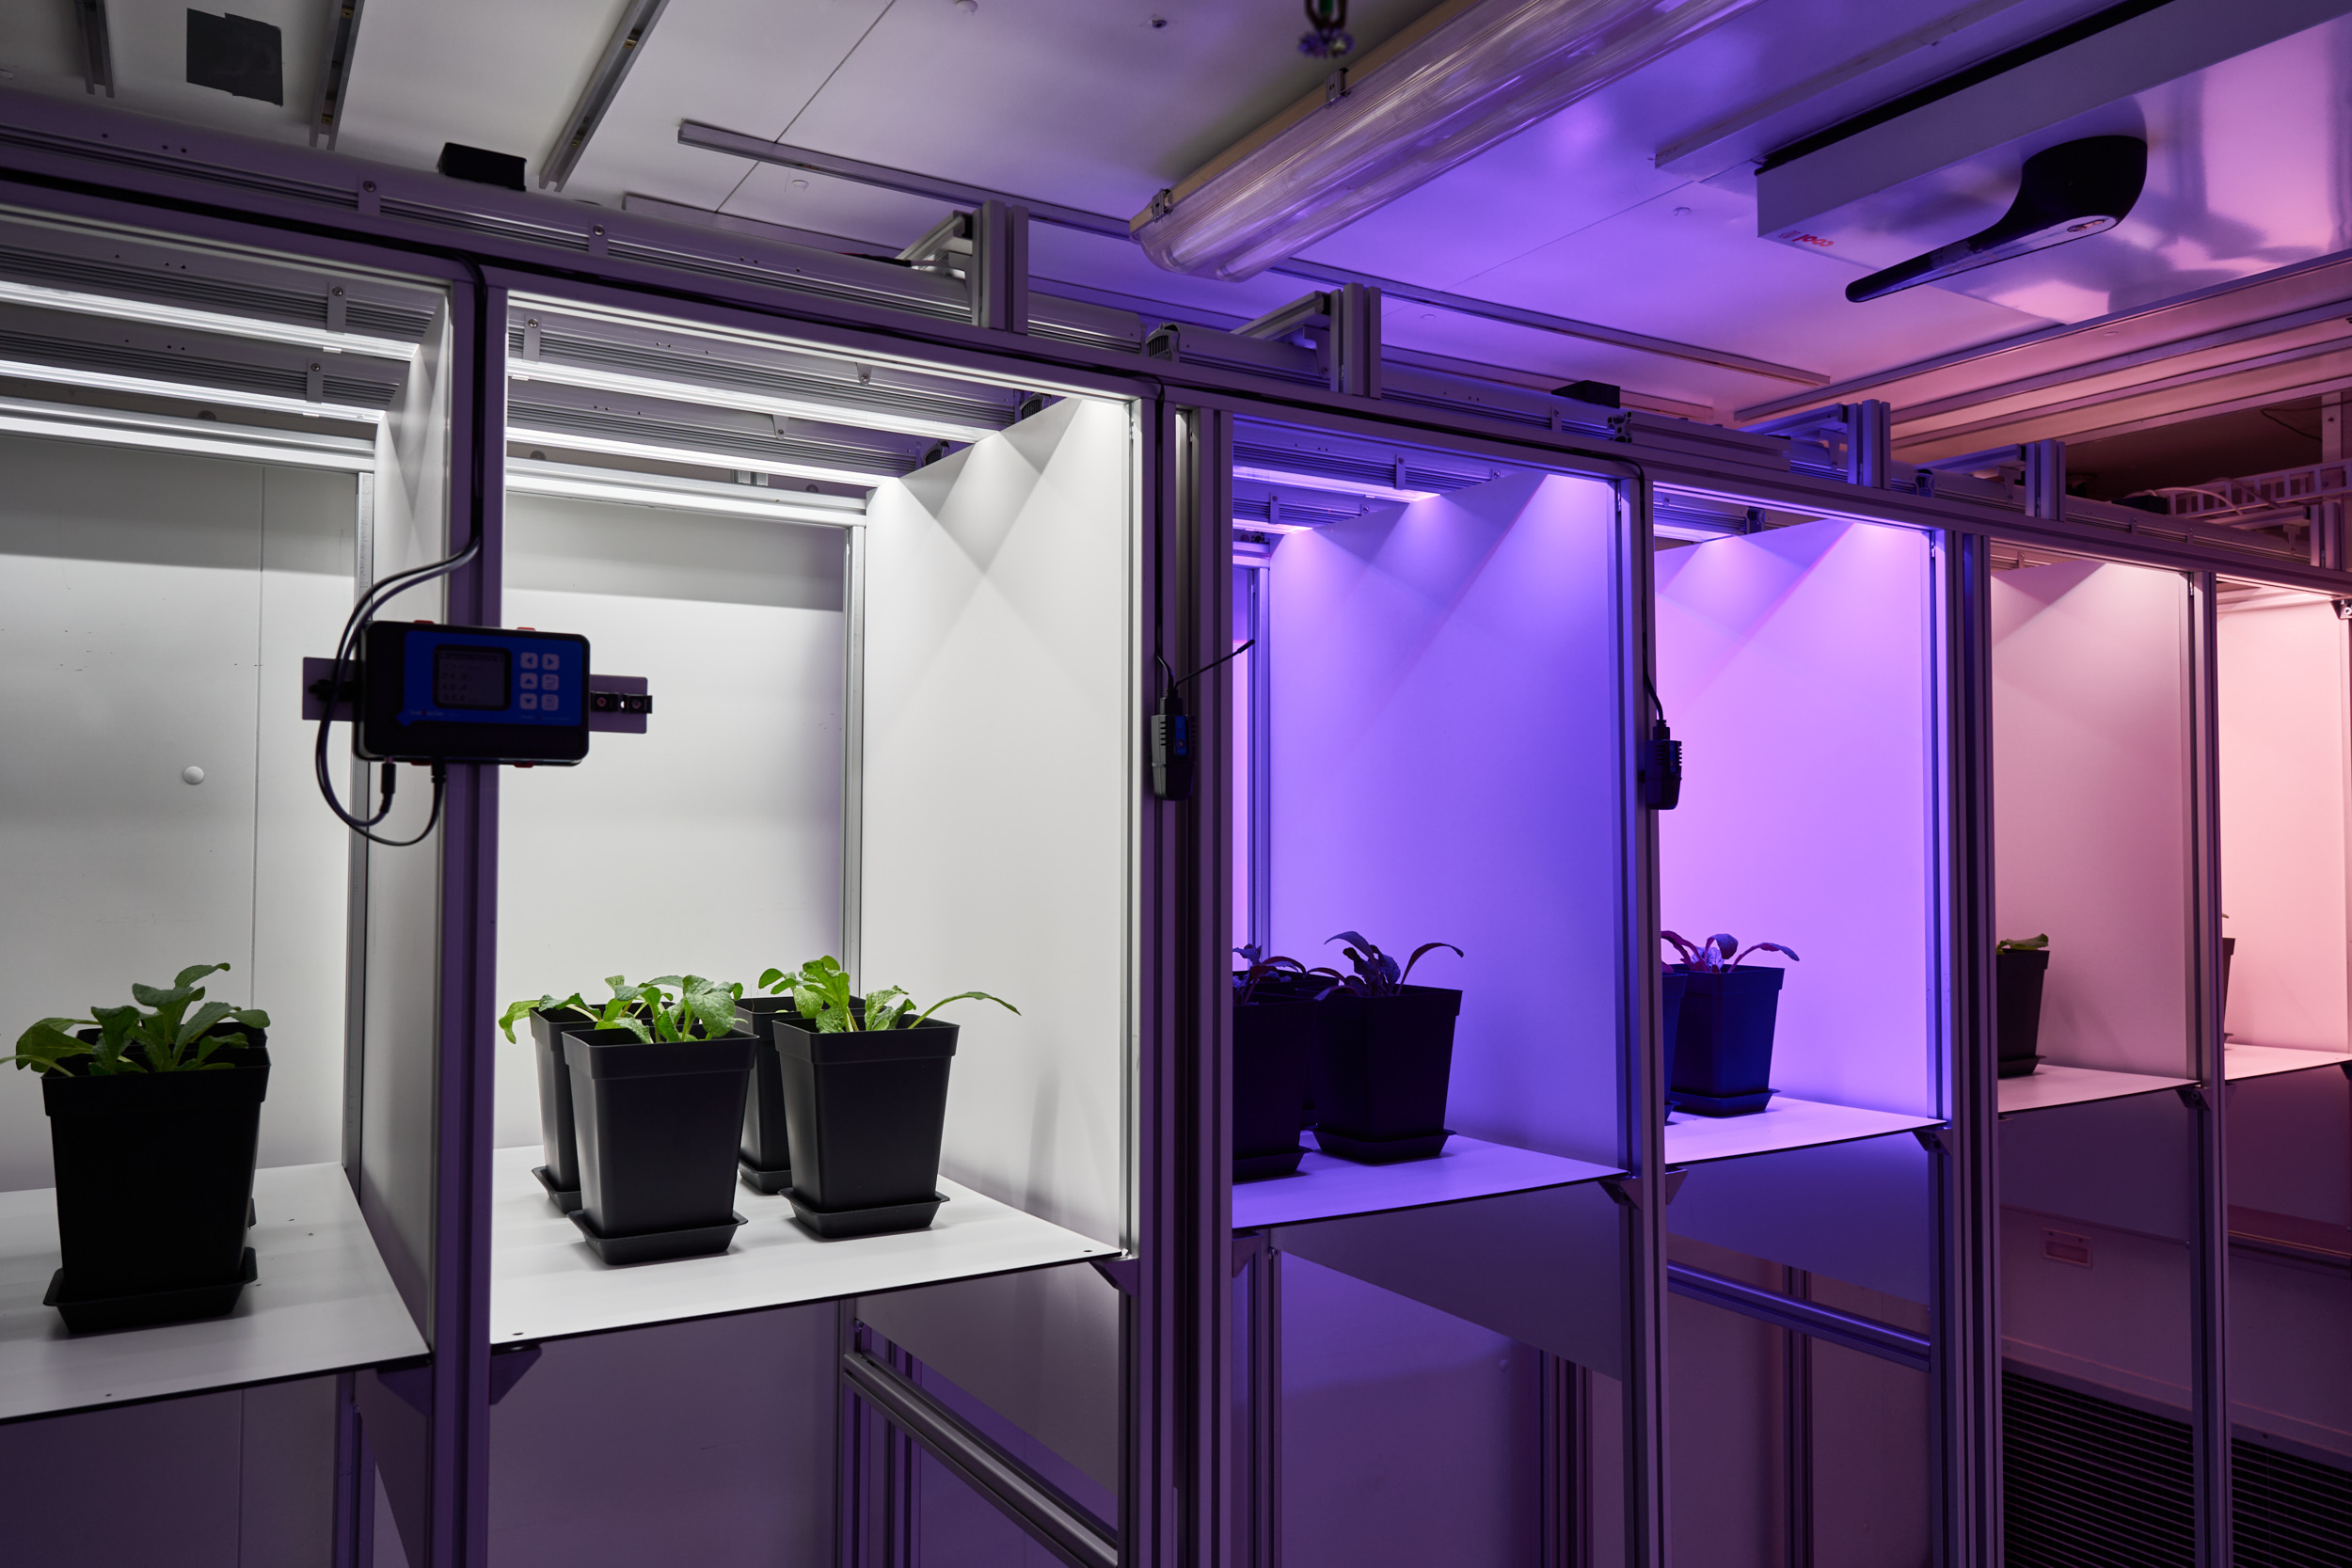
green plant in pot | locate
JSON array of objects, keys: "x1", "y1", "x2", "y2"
[
  {"x1": 734, "y1": 963, "x2": 868, "y2": 1195},
  {"x1": 1994, "y1": 935, "x2": 2050, "y2": 1079},
  {"x1": 1230, "y1": 947, "x2": 1340, "y2": 1181},
  {"x1": 8, "y1": 963, "x2": 271, "y2": 1332},
  {"x1": 1661, "y1": 931, "x2": 1799, "y2": 1117},
  {"x1": 560, "y1": 974, "x2": 758, "y2": 1264},
  {"x1": 766, "y1": 956, "x2": 1015, "y2": 1238},
  {"x1": 1307, "y1": 932, "x2": 1464, "y2": 1164},
  {"x1": 499, "y1": 976, "x2": 651, "y2": 1213}
]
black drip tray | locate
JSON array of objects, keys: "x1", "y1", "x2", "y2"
[
  {"x1": 532, "y1": 1165, "x2": 583, "y2": 1213},
  {"x1": 568, "y1": 1210, "x2": 744, "y2": 1265},
  {"x1": 47, "y1": 1247, "x2": 259, "y2": 1334},
  {"x1": 787, "y1": 1191, "x2": 946, "y2": 1239},
  {"x1": 1311, "y1": 1128, "x2": 1453, "y2": 1164}
]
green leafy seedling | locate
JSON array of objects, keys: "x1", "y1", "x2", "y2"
[
  {"x1": 1995, "y1": 934, "x2": 2049, "y2": 953},
  {"x1": 773, "y1": 956, "x2": 1014, "y2": 1033},
  {"x1": 10, "y1": 962, "x2": 269, "y2": 1076}
]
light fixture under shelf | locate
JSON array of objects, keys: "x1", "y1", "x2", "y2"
[
  {"x1": 506, "y1": 457, "x2": 869, "y2": 526},
  {"x1": 505, "y1": 423, "x2": 898, "y2": 489},
  {"x1": 1232, "y1": 464, "x2": 1440, "y2": 505},
  {"x1": 0, "y1": 356, "x2": 386, "y2": 422},
  {"x1": 508, "y1": 358, "x2": 1002, "y2": 445},
  {"x1": 0, "y1": 276, "x2": 420, "y2": 360}
]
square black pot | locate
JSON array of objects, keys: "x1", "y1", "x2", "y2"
[
  {"x1": 564, "y1": 1028, "x2": 755, "y2": 1246},
  {"x1": 1667, "y1": 966, "x2": 1784, "y2": 1116},
  {"x1": 733, "y1": 995, "x2": 866, "y2": 1193},
  {"x1": 1233, "y1": 996, "x2": 1319, "y2": 1180},
  {"x1": 1310, "y1": 985, "x2": 1460, "y2": 1148},
  {"x1": 771, "y1": 1016, "x2": 957, "y2": 1222},
  {"x1": 42, "y1": 1030, "x2": 269, "y2": 1323},
  {"x1": 1994, "y1": 949, "x2": 2050, "y2": 1079},
  {"x1": 528, "y1": 1008, "x2": 606, "y2": 1209},
  {"x1": 1661, "y1": 969, "x2": 1689, "y2": 1112}
]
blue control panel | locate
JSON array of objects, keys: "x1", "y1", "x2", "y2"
[{"x1": 358, "y1": 624, "x2": 592, "y2": 764}]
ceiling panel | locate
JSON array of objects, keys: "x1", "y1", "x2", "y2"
[
  {"x1": 336, "y1": 0, "x2": 630, "y2": 180},
  {"x1": 0, "y1": 0, "x2": 328, "y2": 144}
]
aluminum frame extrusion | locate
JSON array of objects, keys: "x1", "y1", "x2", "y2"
[
  {"x1": 310, "y1": 0, "x2": 365, "y2": 149},
  {"x1": 2184, "y1": 572, "x2": 2233, "y2": 1568},
  {"x1": 541, "y1": 0, "x2": 671, "y2": 192},
  {"x1": 72, "y1": 0, "x2": 114, "y2": 98},
  {"x1": 1664, "y1": 1262, "x2": 1932, "y2": 1372}
]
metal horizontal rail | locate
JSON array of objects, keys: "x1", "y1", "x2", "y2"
[
  {"x1": 1666, "y1": 1261, "x2": 1931, "y2": 1372},
  {"x1": 840, "y1": 1347, "x2": 1117, "y2": 1568},
  {"x1": 675, "y1": 120, "x2": 1829, "y2": 388}
]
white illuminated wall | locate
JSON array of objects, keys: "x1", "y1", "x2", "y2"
[
  {"x1": 1655, "y1": 518, "x2": 1937, "y2": 1117},
  {"x1": 1991, "y1": 561, "x2": 2191, "y2": 1077},
  {"x1": 0, "y1": 435, "x2": 355, "y2": 1192},
  {"x1": 494, "y1": 495, "x2": 847, "y2": 1151}
]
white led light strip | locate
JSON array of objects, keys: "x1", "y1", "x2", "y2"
[
  {"x1": 0, "y1": 356, "x2": 386, "y2": 422},
  {"x1": 509, "y1": 358, "x2": 1000, "y2": 445},
  {"x1": 505, "y1": 422, "x2": 897, "y2": 489},
  {"x1": 0, "y1": 277, "x2": 419, "y2": 361},
  {"x1": 506, "y1": 457, "x2": 868, "y2": 526},
  {"x1": 1232, "y1": 464, "x2": 1441, "y2": 504}
]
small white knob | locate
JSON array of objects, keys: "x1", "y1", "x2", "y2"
[{"x1": 181, "y1": 766, "x2": 205, "y2": 785}]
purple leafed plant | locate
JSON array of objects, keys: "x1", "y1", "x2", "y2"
[
  {"x1": 1661, "y1": 931, "x2": 1801, "y2": 972},
  {"x1": 1325, "y1": 932, "x2": 1464, "y2": 996},
  {"x1": 1232, "y1": 945, "x2": 1342, "y2": 1005}
]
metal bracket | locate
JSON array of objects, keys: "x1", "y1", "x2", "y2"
[
  {"x1": 374, "y1": 1359, "x2": 430, "y2": 1417},
  {"x1": 1601, "y1": 1168, "x2": 1688, "y2": 1210},
  {"x1": 1089, "y1": 1255, "x2": 1139, "y2": 1297},
  {"x1": 488, "y1": 1341, "x2": 542, "y2": 1404},
  {"x1": 2175, "y1": 1084, "x2": 2210, "y2": 1111},
  {"x1": 1232, "y1": 1235, "x2": 1262, "y2": 1277},
  {"x1": 1911, "y1": 1126, "x2": 1948, "y2": 1155}
]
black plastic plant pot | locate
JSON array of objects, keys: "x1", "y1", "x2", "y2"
[
  {"x1": 771, "y1": 1015, "x2": 956, "y2": 1236},
  {"x1": 1994, "y1": 949, "x2": 2051, "y2": 1079},
  {"x1": 1660, "y1": 970, "x2": 1689, "y2": 1112},
  {"x1": 564, "y1": 1028, "x2": 755, "y2": 1263},
  {"x1": 528, "y1": 1009, "x2": 608, "y2": 1211},
  {"x1": 42, "y1": 1031, "x2": 269, "y2": 1331},
  {"x1": 1309, "y1": 985, "x2": 1460, "y2": 1162},
  {"x1": 2222, "y1": 936, "x2": 2236, "y2": 1025},
  {"x1": 732, "y1": 996, "x2": 863, "y2": 1193},
  {"x1": 1667, "y1": 966, "x2": 1784, "y2": 1117},
  {"x1": 1233, "y1": 997, "x2": 1319, "y2": 1180}
]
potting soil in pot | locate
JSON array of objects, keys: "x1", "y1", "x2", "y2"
[
  {"x1": 1310, "y1": 985, "x2": 1460, "y2": 1162},
  {"x1": 43, "y1": 1030, "x2": 269, "y2": 1332},
  {"x1": 1232, "y1": 994, "x2": 1318, "y2": 1180},
  {"x1": 564, "y1": 1028, "x2": 754, "y2": 1264},
  {"x1": 1994, "y1": 948, "x2": 2050, "y2": 1079},
  {"x1": 1666, "y1": 966, "x2": 1783, "y2": 1116},
  {"x1": 771, "y1": 1016, "x2": 956, "y2": 1238}
]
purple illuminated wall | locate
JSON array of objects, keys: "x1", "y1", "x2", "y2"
[
  {"x1": 1654, "y1": 519, "x2": 1935, "y2": 1117},
  {"x1": 1265, "y1": 471, "x2": 1626, "y2": 1164}
]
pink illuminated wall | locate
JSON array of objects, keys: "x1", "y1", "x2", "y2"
[
  {"x1": 1267, "y1": 471, "x2": 1627, "y2": 1166},
  {"x1": 1992, "y1": 562, "x2": 2191, "y2": 1077},
  {"x1": 1654, "y1": 519, "x2": 1937, "y2": 1117}
]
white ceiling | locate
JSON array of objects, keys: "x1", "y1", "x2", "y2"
[{"x1": 0, "y1": 0, "x2": 2347, "y2": 421}]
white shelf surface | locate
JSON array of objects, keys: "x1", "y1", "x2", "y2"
[
  {"x1": 1662, "y1": 1096, "x2": 1942, "y2": 1166},
  {"x1": 1232, "y1": 1135, "x2": 1620, "y2": 1231},
  {"x1": 490, "y1": 1146, "x2": 1119, "y2": 1343},
  {"x1": 0, "y1": 1162, "x2": 425, "y2": 1423},
  {"x1": 2224, "y1": 1042, "x2": 2352, "y2": 1082},
  {"x1": 1997, "y1": 1063, "x2": 2196, "y2": 1116}
]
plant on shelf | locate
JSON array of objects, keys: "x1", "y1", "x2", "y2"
[
  {"x1": 1661, "y1": 931, "x2": 1801, "y2": 971},
  {"x1": 1229, "y1": 947, "x2": 1338, "y2": 1181},
  {"x1": 1994, "y1": 934, "x2": 2051, "y2": 1080},
  {"x1": 561, "y1": 973, "x2": 759, "y2": 1265},
  {"x1": 770, "y1": 955, "x2": 1015, "y2": 1033},
  {"x1": 1324, "y1": 931, "x2": 1462, "y2": 995},
  {"x1": 1231, "y1": 944, "x2": 1341, "y2": 1005},
  {"x1": 498, "y1": 976, "x2": 666, "y2": 1214},
  {"x1": 765, "y1": 956, "x2": 1015, "y2": 1239},
  {"x1": 1304, "y1": 931, "x2": 1466, "y2": 1164},
  {"x1": 8, "y1": 963, "x2": 274, "y2": 1333},
  {"x1": 1660, "y1": 930, "x2": 1798, "y2": 1117},
  {"x1": 733, "y1": 961, "x2": 847, "y2": 1195},
  {"x1": 11, "y1": 962, "x2": 268, "y2": 1076}
]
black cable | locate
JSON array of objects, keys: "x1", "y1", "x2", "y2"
[{"x1": 1158, "y1": 638, "x2": 1255, "y2": 698}]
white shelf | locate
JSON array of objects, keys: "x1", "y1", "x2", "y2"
[
  {"x1": 490, "y1": 1146, "x2": 1119, "y2": 1342},
  {"x1": 1232, "y1": 1134, "x2": 1620, "y2": 1231},
  {"x1": 1997, "y1": 1063, "x2": 2196, "y2": 1116},
  {"x1": 0, "y1": 1162, "x2": 425, "y2": 1423},
  {"x1": 1662, "y1": 1096, "x2": 1942, "y2": 1167},
  {"x1": 2224, "y1": 1043, "x2": 2352, "y2": 1082}
]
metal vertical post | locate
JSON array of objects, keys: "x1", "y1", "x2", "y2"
[
  {"x1": 1246, "y1": 1237, "x2": 1282, "y2": 1568},
  {"x1": 971, "y1": 199, "x2": 1028, "y2": 334},
  {"x1": 840, "y1": 527, "x2": 867, "y2": 990},
  {"x1": 1781, "y1": 1269, "x2": 1815, "y2": 1568},
  {"x1": 1243, "y1": 561, "x2": 1272, "y2": 956},
  {"x1": 1931, "y1": 531, "x2": 2001, "y2": 1568},
  {"x1": 2023, "y1": 442, "x2": 2066, "y2": 523},
  {"x1": 2185, "y1": 571, "x2": 2233, "y2": 1568},
  {"x1": 1845, "y1": 400, "x2": 1891, "y2": 489},
  {"x1": 1538, "y1": 1355, "x2": 1590, "y2": 1568},
  {"x1": 1623, "y1": 472, "x2": 1669, "y2": 1568}
]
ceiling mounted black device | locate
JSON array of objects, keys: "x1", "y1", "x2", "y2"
[
  {"x1": 1846, "y1": 135, "x2": 2147, "y2": 304},
  {"x1": 185, "y1": 9, "x2": 283, "y2": 105}
]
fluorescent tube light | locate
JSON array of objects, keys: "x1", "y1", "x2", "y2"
[
  {"x1": 0, "y1": 394, "x2": 375, "y2": 469},
  {"x1": 506, "y1": 458, "x2": 867, "y2": 525},
  {"x1": 1133, "y1": 0, "x2": 1769, "y2": 280},
  {"x1": 0, "y1": 356, "x2": 385, "y2": 421},
  {"x1": 1653, "y1": 519, "x2": 1742, "y2": 542},
  {"x1": 1232, "y1": 515, "x2": 1320, "y2": 534},
  {"x1": 509, "y1": 358, "x2": 1000, "y2": 445},
  {"x1": 0, "y1": 277, "x2": 418, "y2": 360},
  {"x1": 505, "y1": 422, "x2": 898, "y2": 489},
  {"x1": 1232, "y1": 464, "x2": 1439, "y2": 505}
]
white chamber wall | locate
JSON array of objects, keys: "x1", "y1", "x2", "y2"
[
  {"x1": 493, "y1": 492, "x2": 847, "y2": 1151},
  {"x1": 0, "y1": 433, "x2": 356, "y2": 1191}
]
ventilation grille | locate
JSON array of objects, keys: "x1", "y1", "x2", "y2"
[
  {"x1": 2005, "y1": 1374, "x2": 2194, "y2": 1567},
  {"x1": 2004, "y1": 1372, "x2": 2352, "y2": 1567}
]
